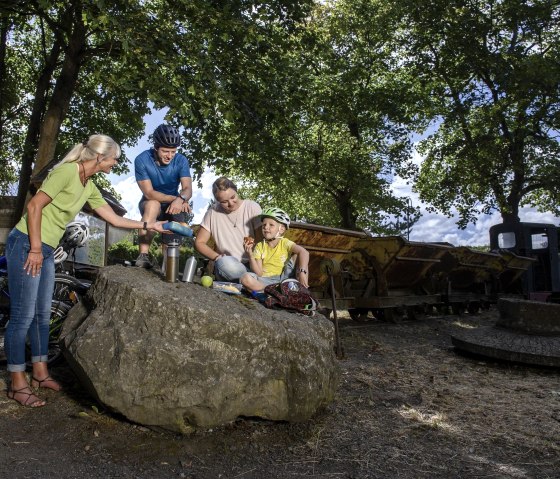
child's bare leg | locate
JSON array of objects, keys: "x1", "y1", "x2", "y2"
[{"x1": 240, "y1": 273, "x2": 266, "y2": 292}]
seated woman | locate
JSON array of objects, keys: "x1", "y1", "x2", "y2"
[
  {"x1": 194, "y1": 177, "x2": 262, "y2": 282},
  {"x1": 240, "y1": 207, "x2": 310, "y2": 293}
]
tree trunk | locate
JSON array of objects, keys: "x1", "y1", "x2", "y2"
[
  {"x1": 33, "y1": 18, "x2": 87, "y2": 174},
  {"x1": 0, "y1": 19, "x2": 10, "y2": 149},
  {"x1": 335, "y1": 190, "x2": 357, "y2": 230},
  {"x1": 13, "y1": 12, "x2": 86, "y2": 224},
  {"x1": 500, "y1": 153, "x2": 523, "y2": 225},
  {"x1": 12, "y1": 40, "x2": 62, "y2": 225},
  {"x1": 501, "y1": 209, "x2": 521, "y2": 225},
  {"x1": 501, "y1": 193, "x2": 521, "y2": 224}
]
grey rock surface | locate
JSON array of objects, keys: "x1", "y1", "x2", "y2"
[
  {"x1": 60, "y1": 266, "x2": 340, "y2": 434},
  {"x1": 451, "y1": 326, "x2": 560, "y2": 367}
]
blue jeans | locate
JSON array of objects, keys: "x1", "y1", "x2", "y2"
[
  {"x1": 214, "y1": 256, "x2": 250, "y2": 282},
  {"x1": 4, "y1": 228, "x2": 55, "y2": 372},
  {"x1": 242, "y1": 258, "x2": 295, "y2": 286}
]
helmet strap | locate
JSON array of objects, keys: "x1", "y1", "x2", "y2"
[{"x1": 265, "y1": 232, "x2": 283, "y2": 243}]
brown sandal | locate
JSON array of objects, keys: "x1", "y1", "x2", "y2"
[
  {"x1": 31, "y1": 376, "x2": 62, "y2": 391},
  {"x1": 7, "y1": 386, "x2": 46, "y2": 408}
]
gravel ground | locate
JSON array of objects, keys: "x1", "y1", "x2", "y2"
[{"x1": 1, "y1": 309, "x2": 559, "y2": 479}]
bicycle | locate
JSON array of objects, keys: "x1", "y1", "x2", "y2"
[{"x1": 1, "y1": 222, "x2": 92, "y2": 366}]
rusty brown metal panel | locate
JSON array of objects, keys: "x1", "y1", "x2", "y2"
[
  {"x1": 285, "y1": 222, "x2": 366, "y2": 289},
  {"x1": 348, "y1": 237, "x2": 453, "y2": 289},
  {"x1": 444, "y1": 247, "x2": 504, "y2": 289},
  {"x1": 497, "y1": 250, "x2": 537, "y2": 291},
  {"x1": 286, "y1": 224, "x2": 455, "y2": 301},
  {"x1": 383, "y1": 241, "x2": 454, "y2": 289}
]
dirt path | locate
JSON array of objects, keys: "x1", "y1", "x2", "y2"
[{"x1": 1, "y1": 310, "x2": 559, "y2": 478}]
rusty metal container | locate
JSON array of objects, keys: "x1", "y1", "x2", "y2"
[
  {"x1": 286, "y1": 224, "x2": 454, "y2": 316},
  {"x1": 430, "y1": 247, "x2": 505, "y2": 313},
  {"x1": 496, "y1": 250, "x2": 537, "y2": 294},
  {"x1": 286, "y1": 222, "x2": 367, "y2": 290}
]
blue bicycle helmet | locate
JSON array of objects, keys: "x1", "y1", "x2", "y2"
[{"x1": 153, "y1": 124, "x2": 181, "y2": 148}]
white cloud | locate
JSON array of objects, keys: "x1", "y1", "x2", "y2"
[
  {"x1": 112, "y1": 175, "x2": 142, "y2": 220},
  {"x1": 417, "y1": 208, "x2": 559, "y2": 246},
  {"x1": 390, "y1": 146, "x2": 559, "y2": 246},
  {"x1": 192, "y1": 169, "x2": 219, "y2": 223}
]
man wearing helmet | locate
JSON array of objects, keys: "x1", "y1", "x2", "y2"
[
  {"x1": 134, "y1": 124, "x2": 192, "y2": 268},
  {"x1": 240, "y1": 207, "x2": 310, "y2": 292}
]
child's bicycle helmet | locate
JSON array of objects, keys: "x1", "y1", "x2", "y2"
[
  {"x1": 60, "y1": 222, "x2": 90, "y2": 250},
  {"x1": 153, "y1": 124, "x2": 181, "y2": 148},
  {"x1": 260, "y1": 207, "x2": 290, "y2": 229}
]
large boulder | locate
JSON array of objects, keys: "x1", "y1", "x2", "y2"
[{"x1": 60, "y1": 266, "x2": 340, "y2": 434}]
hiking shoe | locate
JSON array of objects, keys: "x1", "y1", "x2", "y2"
[{"x1": 135, "y1": 253, "x2": 153, "y2": 269}]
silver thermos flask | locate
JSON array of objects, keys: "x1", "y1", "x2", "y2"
[
  {"x1": 165, "y1": 240, "x2": 180, "y2": 283},
  {"x1": 182, "y1": 255, "x2": 197, "y2": 282}
]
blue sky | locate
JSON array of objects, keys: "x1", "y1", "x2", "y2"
[{"x1": 109, "y1": 109, "x2": 559, "y2": 247}]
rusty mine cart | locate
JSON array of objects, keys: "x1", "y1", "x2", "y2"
[{"x1": 285, "y1": 222, "x2": 535, "y2": 322}]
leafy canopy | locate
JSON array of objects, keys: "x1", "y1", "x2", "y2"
[{"x1": 397, "y1": 0, "x2": 560, "y2": 226}]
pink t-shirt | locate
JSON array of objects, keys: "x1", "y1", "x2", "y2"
[{"x1": 200, "y1": 199, "x2": 262, "y2": 263}]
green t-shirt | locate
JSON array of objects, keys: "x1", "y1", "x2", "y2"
[{"x1": 16, "y1": 162, "x2": 107, "y2": 247}]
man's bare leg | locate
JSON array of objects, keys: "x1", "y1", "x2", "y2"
[{"x1": 136, "y1": 200, "x2": 161, "y2": 268}]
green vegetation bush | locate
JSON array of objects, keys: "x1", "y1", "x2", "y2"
[{"x1": 107, "y1": 238, "x2": 202, "y2": 271}]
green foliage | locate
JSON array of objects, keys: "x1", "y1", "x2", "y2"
[
  {"x1": 107, "y1": 239, "x2": 140, "y2": 264},
  {"x1": 397, "y1": 0, "x2": 560, "y2": 227},
  {"x1": 5, "y1": 0, "x2": 556, "y2": 234},
  {"x1": 163, "y1": 0, "x2": 424, "y2": 231},
  {"x1": 1, "y1": 0, "x2": 210, "y2": 200},
  {"x1": 107, "y1": 237, "x2": 200, "y2": 272},
  {"x1": 468, "y1": 245, "x2": 490, "y2": 253}
]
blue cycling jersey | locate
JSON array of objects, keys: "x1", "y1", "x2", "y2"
[{"x1": 134, "y1": 148, "x2": 191, "y2": 197}]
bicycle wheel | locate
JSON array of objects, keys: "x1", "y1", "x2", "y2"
[{"x1": 53, "y1": 273, "x2": 83, "y2": 308}]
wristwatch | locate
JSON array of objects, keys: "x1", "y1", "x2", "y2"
[
  {"x1": 297, "y1": 268, "x2": 308, "y2": 274},
  {"x1": 179, "y1": 194, "x2": 188, "y2": 203}
]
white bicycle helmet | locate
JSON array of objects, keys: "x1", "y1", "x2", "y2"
[
  {"x1": 260, "y1": 207, "x2": 290, "y2": 229},
  {"x1": 60, "y1": 222, "x2": 90, "y2": 249},
  {"x1": 53, "y1": 246, "x2": 68, "y2": 264}
]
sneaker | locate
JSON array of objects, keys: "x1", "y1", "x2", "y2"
[
  {"x1": 135, "y1": 253, "x2": 152, "y2": 269},
  {"x1": 251, "y1": 290, "x2": 267, "y2": 303}
]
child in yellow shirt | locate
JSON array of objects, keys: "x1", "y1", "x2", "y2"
[{"x1": 240, "y1": 207, "x2": 309, "y2": 292}]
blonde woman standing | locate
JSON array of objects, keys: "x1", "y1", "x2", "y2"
[{"x1": 5, "y1": 134, "x2": 168, "y2": 407}]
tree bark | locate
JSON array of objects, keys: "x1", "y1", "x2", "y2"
[
  {"x1": 13, "y1": 10, "x2": 87, "y2": 224},
  {"x1": 33, "y1": 16, "x2": 87, "y2": 174},
  {"x1": 335, "y1": 189, "x2": 357, "y2": 230},
  {"x1": 0, "y1": 18, "x2": 10, "y2": 148},
  {"x1": 501, "y1": 208, "x2": 520, "y2": 225},
  {"x1": 12, "y1": 39, "x2": 62, "y2": 225}
]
